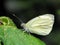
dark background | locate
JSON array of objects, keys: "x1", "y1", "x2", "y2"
[{"x1": 0, "y1": 0, "x2": 60, "y2": 45}]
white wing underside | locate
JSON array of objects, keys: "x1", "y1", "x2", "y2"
[{"x1": 25, "y1": 14, "x2": 54, "y2": 36}]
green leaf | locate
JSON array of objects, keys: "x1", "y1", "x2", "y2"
[
  {"x1": 0, "y1": 16, "x2": 46, "y2": 45},
  {"x1": 0, "y1": 16, "x2": 16, "y2": 27}
]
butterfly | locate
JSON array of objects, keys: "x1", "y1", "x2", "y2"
[{"x1": 13, "y1": 14, "x2": 54, "y2": 36}]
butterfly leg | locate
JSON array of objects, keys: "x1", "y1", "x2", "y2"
[{"x1": 23, "y1": 29, "x2": 31, "y2": 35}]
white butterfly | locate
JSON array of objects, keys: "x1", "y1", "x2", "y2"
[{"x1": 21, "y1": 14, "x2": 54, "y2": 36}]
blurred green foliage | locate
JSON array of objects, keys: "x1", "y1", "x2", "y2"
[{"x1": 56, "y1": 9, "x2": 60, "y2": 15}]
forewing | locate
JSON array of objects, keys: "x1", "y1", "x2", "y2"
[{"x1": 25, "y1": 14, "x2": 54, "y2": 36}]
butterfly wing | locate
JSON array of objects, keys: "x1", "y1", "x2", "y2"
[{"x1": 25, "y1": 14, "x2": 54, "y2": 36}]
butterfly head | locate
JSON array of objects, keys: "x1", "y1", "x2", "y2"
[
  {"x1": 21, "y1": 23, "x2": 27, "y2": 30},
  {"x1": 21, "y1": 23, "x2": 30, "y2": 32},
  {"x1": 21, "y1": 23, "x2": 25, "y2": 27}
]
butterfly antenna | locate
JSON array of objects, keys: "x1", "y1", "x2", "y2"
[{"x1": 12, "y1": 14, "x2": 24, "y2": 23}]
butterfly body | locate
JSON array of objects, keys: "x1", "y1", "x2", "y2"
[{"x1": 21, "y1": 14, "x2": 54, "y2": 36}]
